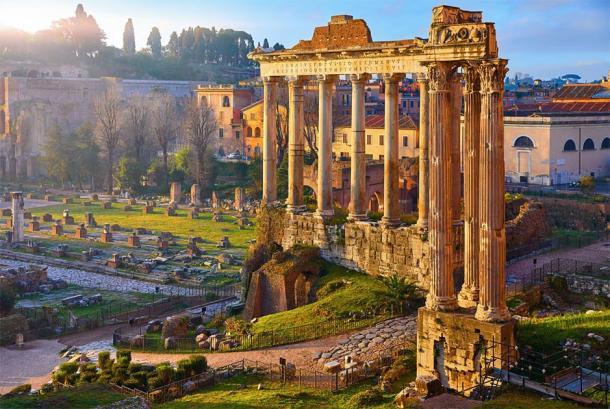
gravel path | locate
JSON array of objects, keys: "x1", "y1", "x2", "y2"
[{"x1": 0, "y1": 257, "x2": 188, "y2": 295}]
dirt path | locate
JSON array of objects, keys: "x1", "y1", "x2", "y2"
[
  {"x1": 507, "y1": 241, "x2": 610, "y2": 280},
  {"x1": 132, "y1": 333, "x2": 349, "y2": 369}
]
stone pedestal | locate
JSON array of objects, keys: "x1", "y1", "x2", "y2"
[
  {"x1": 85, "y1": 212, "x2": 97, "y2": 227},
  {"x1": 128, "y1": 233, "x2": 141, "y2": 248},
  {"x1": 128, "y1": 198, "x2": 137, "y2": 206},
  {"x1": 166, "y1": 207, "x2": 176, "y2": 217},
  {"x1": 28, "y1": 220, "x2": 40, "y2": 232},
  {"x1": 74, "y1": 224, "x2": 87, "y2": 239},
  {"x1": 51, "y1": 222, "x2": 63, "y2": 236},
  {"x1": 416, "y1": 307, "x2": 515, "y2": 395},
  {"x1": 143, "y1": 205, "x2": 154, "y2": 214},
  {"x1": 190, "y1": 184, "x2": 201, "y2": 207},
  {"x1": 170, "y1": 181, "x2": 181, "y2": 207},
  {"x1": 102, "y1": 201, "x2": 112, "y2": 209},
  {"x1": 100, "y1": 225, "x2": 113, "y2": 243},
  {"x1": 157, "y1": 238, "x2": 169, "y2": 250},
  {"x1": 42, "y1": 213, "x2": 53, "y2": 223}
]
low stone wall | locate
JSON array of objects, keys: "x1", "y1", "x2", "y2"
[
  {"x1": 560, "y1": 274, "x2": 610, "y2": 298},
  {"x1": 538, "y1": 197, "x2": 607, "y2": 232},
  {"x1": 0, "y1": 313, "x2": 28, "y2": 345}
]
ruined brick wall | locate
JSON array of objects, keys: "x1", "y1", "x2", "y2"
[
  {"x1": 506, "y1": 200, "x2": 552, "y2": 250},
  {"x1": 538, "y1": 197, "x2": 607, "y2": 231},
  {"x1": 0, "y1": 314, "x2": 28, "y2": 345}
]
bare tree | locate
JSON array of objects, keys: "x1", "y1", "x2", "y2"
[
  {"x1": 151, "y1": 94, "x2": 179, "y2": 190},
  {"x1": 275, "y1": 87, "x2": 289, "y2": 165},
  {"x1": 303, "y1": 89, "x2": 319, "y2": 160},
  {"x1": 124, "y1": 95, "x2": 150, "y2": 163},
  {"x1": 185, "y1": 97, "x2": 216, "y2": 186},
  {"x1": 95, "y1": 88, "x2": 121, "y2": 193}
]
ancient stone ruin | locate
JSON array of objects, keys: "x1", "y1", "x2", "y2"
[
  {"x1": 10, "y1": 192, "x2": 24, "y2": 242},
  {"x1": 190, "y1": 184, "x2": 201, "y2": 207},
  {"x1": 169, "y1": 181, "x2": 181, "y2": 207},
  {"x1": 251, "y1": 5, "x2": 514, "y2": 393}
]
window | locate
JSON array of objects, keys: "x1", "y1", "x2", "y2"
[
  {"x1": 410, "y1": 100, "x2": 414, "y2": 108},
  {"x1": 513, "y1": 136, "x2": 534, "y2": 149},
  {"x1": 247, "y1": 127, "x2": 253, "y2": 138},
  {"x1": 563, "y1": 139, "x2": 576, "y2": 151},
  {"x1": 367, "y1": 135, "x2": 372, "y2": 145},
  {"x1": 582, "y1": 138, "x2": 595, "y2": 151},
  {"x1": 402, "y1": 101, "x2": 406, "y2": 108},
  {"x1": 250, "y1": 113, "x2": 256, "y2": 120},
  {"x1": 342, "y1": 133, "x2": 348, "y2": 143},
  {"x1": 601, "y1": 137, "x2": 610, "y2": 149},
  {"x1": 403, "y1": 136, "x2": 408, "y2": 147},
  {"x1": 365, "y1": 154, "x2": 373, "y2": 160},
  {"x1": 222, "y1": 96, "x2": 230, "y2": 107},
  {"x1": 235, "y1": 131, "x2": 241, "y2": 140},
  {"x1": 219, "y1": 128, "x2": 224, "y2": 139},
  {"x1": 255, "y1": 127, "x2": 261, "y2": 138},
  {"x1": 379, "y1": 135, "x2": 384, "y2": 145}
]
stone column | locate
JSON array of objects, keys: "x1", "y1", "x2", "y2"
[
  {"x1": 425, "y1": 62, "x2": 457, "y2": 312},
  {"x1": 458, "y1": 64, "x2": 481, "y2": 308},
  {"x1": 316, "y1": 75, "x2": 335, "y2": 220},
  {"x1": 190, "y1": 184, "x2": 201, "y2": 207},
  {"x1": 381, "y1": 73, "x2": 402, "y2": 227},
  {"x1": 287, "y1": 77, "x2": 305, "y2": 213},
  {"x1": 450, "y1": 74, "x2": 462, "y2": 222},
  {"x1": 417, "y1": 75, "x2": 430, "y2": 230},
  {"x1": 262, "y1": 77, "x2": 279, "y2": 204},
  {"x1": 475, "y1": 60, "x2": 510, "y2": 322},
  {"x1": 11, "y1": 191, "x2": 24, "y2": 242},
  {"x1": 348, "y1": 74, "x2": 369, "y2": 221}
]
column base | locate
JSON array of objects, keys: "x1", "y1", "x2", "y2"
[
  {"x1": 425, "y1": 294, "x2": 458, "y2": 312},
  {"x1": 315, "y1": 209, "x2": 334, "y2": 221},
  {"x1": 457, "y1": 286, "x2": 479, "y2": 309},
  {"x1": 380, "y1": 217, "x2": 400, "y2": 228},
  {"x1": 348, "y1": 213, "x2": 368, "y2": 222},
  {"x1": 287, "y1": 205, "x2": 306, "y2": 214},
  {"x1": 474, "y1": 304, "x2": 511, "y2": 323}
]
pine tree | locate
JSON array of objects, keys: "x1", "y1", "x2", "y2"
[
  {"x1": 123, "y1": 18, "x2": 135, "y2": 56},
  {"x1": 147, "y1": 27, "x2": 162, "y2": 58},
  {"x1": 263, "y1": 38, "x2": 269, "y2": 48}
]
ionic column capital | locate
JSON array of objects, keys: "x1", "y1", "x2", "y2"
[
  {"x1": 382, "y1": 73, "x2": 404, "y2": 83},
  {"x1": 349, "y1": 73, "x2": 371, "y2": 83},
  {"x1": 479, "y1": 59, "x2": 508, "y2": 94},
  {"x1": 316, "y1": 74, "x2": 338, "y2": 83}
]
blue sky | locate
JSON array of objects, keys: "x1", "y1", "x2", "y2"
[{"x1": 1, "y1": 0, "x2": 609, "y2": 81}]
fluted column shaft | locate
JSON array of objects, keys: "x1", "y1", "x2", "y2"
[
  {"x1": 425, "y1": 62, "x2": 457, "y2": 311},
  {"x1": 262, "y1": 77, "x2": 279, "y2": 204},
  {"x1": 417, "y1": 76, "x2": 430, "y2": 230},
  {"x1": 349, "y1": 74, "x2": 368, "y2": 220},
  {"x1": 458, "y1": 65, "x2": 481, "y2": 308},
  {"x1": 287, "y1": 77, "x2": 305, "y2": 212},
  {"x1": 381, "y1": 73, "x2": 402, "y2": 227},
  {"x1": 450, "y1": 75, "x2": 462, "y2": 222},
  {"x1": 475, "y1": 60, "x2": 510, "y2": 322},
  {"x1": 316, "y1": 75, "x2": 335, "y2": 219}
]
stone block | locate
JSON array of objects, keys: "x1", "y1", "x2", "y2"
[
  {"x1": 102, "y1": 201, "x2": 112, "y2": 209},
  {"x1": 415, "y1": 375, "x2": 443, "y2": 398}
]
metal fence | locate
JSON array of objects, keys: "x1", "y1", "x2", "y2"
[
  {"x1": 113, "y1": 312, "x2": 396, "y2": 353},
  {"x1": 507, "y1": 230, "x2": 608, "y2": 261}
]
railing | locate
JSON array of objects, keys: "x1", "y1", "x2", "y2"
[
  {"x1": 113, "y1": 312, "x2": 395, "y2": 353},
  {"x1": 507, "y1": 229, "x2": 608, "y2": 261}
]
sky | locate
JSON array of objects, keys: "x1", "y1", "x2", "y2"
[{"x1": 1, "y1": 0, "x2": 609, "y2": 82}]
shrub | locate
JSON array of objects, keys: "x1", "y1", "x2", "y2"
[
  {"x1": 177, "y1": 359, "x2": 193, "y2": 376},
  {"x1": 52, "y1": 362, "x2": 79, "y2": 386},
  {"x1": 155, "y1": 363, "x2": 175, "y2": 384},
  {"x1": 110, "y1": 367, "x2": 129, "y2": 385},
  {"x1": 189, "y1": 355, "x2": 207, "y2": 374},
  {"x1": 124, "y1": 371, "x2": 148, "y2": 390},
  {"x1": 78, "y1": 363, "x2": 99, "y2": 384},
  {"x1": 147, "y1": 375, "x2": 164, "y2": 390},
  {"x1": 399, "y1": 213, "x2": 418, "y2": 225},
  {"x1": 39, "y1": 383, "x2": 54, "y2": 394},
  {"x1": 98, "y1": 351, "x2": 112, "y2": 371},
  {"x1": 224, "y1": 317, "x2": 252, "y2": 336},
  {"x1": 0, "y1": 384, "x2": 31, "y2": 399},
  {"x1": 0, "y1": 283, "x2": 16, "y2": 317},
  {"x1": 116, "y1": 350, "x2": 132, "y2": 363},
  {"x1": 346, "y1": 387, "x2": 384, "y2": 408}
]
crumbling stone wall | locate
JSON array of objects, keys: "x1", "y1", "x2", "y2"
[
  {"x1": 538, "y1": 197, "x2": 606, "y2": 231},
  {"x1": 0, "y1": 314, "x2": 28, "y2": 345},
  {"x1": 244, "y1": 247, "x2": 321, "y2": 319},
  {"x1": 506, "y1": 200, "x2": 552, "y2": 251}
]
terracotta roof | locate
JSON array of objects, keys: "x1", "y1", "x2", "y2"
[
  {"x1": 505, "y1": 101, "x2": 610, "y2": 114},
  {"x1": 334, "y1": 114, "x2": 417, "y2": 129},
  {"x1": 553, "y1": 84, "x2": 605, "y2": 100}
]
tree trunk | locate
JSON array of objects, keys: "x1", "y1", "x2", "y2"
[
  {"x1": 107, "y1": 150, "x2": 114, "y2": 194},
  {"x1": 162, "y1": 147, "x2": 169, "y2": 191}
]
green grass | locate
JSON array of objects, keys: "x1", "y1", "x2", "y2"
[
  {"x1": 517, "y1": 310, "x2": 610, "y2": 351},
  {"x1": 157, "y1": 374, "x2": 397, "y2": 409},
  {"x1": 21, "y1": 201, "x2": 255, "y2": 252},
  {"x1": 482, "y1": 387, "x2": 582, "y2": 408},
  {"x1": 0, "y1": 384, "x2": 124, "y2": 409},
  {"x1": 251, "y1": 262, "x2": 388, "y2": 333}
]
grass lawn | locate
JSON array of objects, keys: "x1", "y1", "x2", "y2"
[
  {"x1": 158, "y1": 375, "x2": 397, "y2": 409},
  {"x1": 0, "y1": 384, "x2": 124, "y2": 409},
  {"x1": 23, "y1": 200, "x2": 256, "y2": 252},
  {"x1": 16, "y1": 284, "x2": 157, "y2": 319},
  {"x1": 517, "y1": 310, "x2": 610, "y2": 351},
  {"x1": 251, "y1": 262, "x2": 389, "y2": 333},
  {"x1": 483, "y1": 387, "x2": 581, "y2": 408}
]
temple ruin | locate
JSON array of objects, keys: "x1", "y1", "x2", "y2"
[{"x1": 250, "y1": 5, "x2": 513, "y2": 392}]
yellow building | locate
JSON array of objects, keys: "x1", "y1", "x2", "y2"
[
  {"x1": 332, "y1": 114, "x2": 419, "y2": 160},
  {"x1": 195, "y1": 85, "x2": 254, "y2": 156}
]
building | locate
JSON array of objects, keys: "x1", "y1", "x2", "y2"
[
  {"x1": 0, "y1": 76, "x2": 201, "y2": 180},
  {"x1": 504, "y1": 80, "x2": 610, "y2": 185},
  {"x1": 194, "y1": 85, "x2": 255, "y2": 157},
  {"x1": 332, "y1": 114, "x2": 418, "y2": 160}
]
